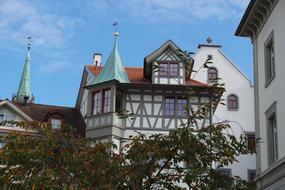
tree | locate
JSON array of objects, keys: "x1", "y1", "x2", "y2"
[
  {"x1": 0, "y1": 56, "x2": 255, "y2": 189},
  {"x1": 0, "y1": 104, "x2": 255, "y2": 190}
]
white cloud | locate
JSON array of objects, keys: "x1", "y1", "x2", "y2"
[
  {"x1": 39, "y1": 60, "x2": 69, "y2": 73},
  {"x1": 100, "y1": 0, "x2": 250, "y2": 22},
  {"x1": 0, "y1": 0, "x2": 76, "y2": 49},
  {"x1": 0, "y1": 0, "x2": 80, "y2": 73}
]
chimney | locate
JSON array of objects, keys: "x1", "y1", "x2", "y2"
[{"x1": 93, "y1": 52, "x2": 102, "y2": 67}]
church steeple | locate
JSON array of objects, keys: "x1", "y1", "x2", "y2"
[
  {"x1": 15, "y1": 37, "x2": 34, "y2": 104},
  {"x1": 92, "y1": 32, "x2": 130, "y2": 84}
]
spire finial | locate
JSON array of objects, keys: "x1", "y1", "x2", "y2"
[
  {"x1": 114, "y1": 31, "x2": 119, "y2": 46},
  {"x1": 27, "y1": 36, "x2": 32, "y2": 50},
  {"x1": 207, "y1": 36, "x2": 212, "y2": 44},
  {"x1": 14, "y1": 36, "x2": 33, "y2": 105},
  {"x1": 113, "y1": 21, "x2": 119, "y2": 48}
]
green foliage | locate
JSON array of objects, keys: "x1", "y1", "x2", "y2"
[{"x1": 0, "y1": 119, "x2": 255, "y2": 189}]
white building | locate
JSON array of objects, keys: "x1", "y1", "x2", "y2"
[
  {"x1": 192, "y1": 39, "x2": 256, "y2": 182},
  {"x1": 236, "y1": 0, "x2": 285, "y2": 189}
]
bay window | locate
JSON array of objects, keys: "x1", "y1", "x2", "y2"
[{"x1": 92, "y1": 88, "x2": 111, "y2": 115}]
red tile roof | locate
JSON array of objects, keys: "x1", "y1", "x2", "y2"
[{"x1": 87, "y1": 65, "x2": 208, "y2": 87}]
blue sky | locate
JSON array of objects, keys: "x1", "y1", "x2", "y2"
[{"x1": 0, "y1": 0, "x2": 252, "y2": 107}]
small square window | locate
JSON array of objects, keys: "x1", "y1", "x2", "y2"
[
  {"x1": 51, "y1": 119, "x2": 61, "y2": 129},
  {"x1": 207, "y1": 54, "x2": 213, "y2": 60}
]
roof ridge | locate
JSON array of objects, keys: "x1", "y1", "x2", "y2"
[{"x1": 25, "y1": 102, "x2": 75, "y2": 109}]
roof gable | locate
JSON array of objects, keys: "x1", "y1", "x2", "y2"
[
  {"x1": 144, "y1": 40, "x2": 193, "y2": 80},
  {"x1": 0, "y1": 100, "x2": 33, "y2": 121}
]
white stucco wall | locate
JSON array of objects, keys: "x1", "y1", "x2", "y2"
[
  {"x1": 0, "y1": 105, "x2": 25, "y2": 122},
  {"x1": 254, "y1": 0, "x2": 285, "y2": 173},
  {"x1": 192, "y1": 45, "x2": 256, "y2": 181}
]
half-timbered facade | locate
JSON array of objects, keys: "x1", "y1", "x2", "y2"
[{"x1": 76, "y1": 33, "x2": 216, "y2": 151}]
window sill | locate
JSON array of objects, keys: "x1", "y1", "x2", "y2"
[
  {"x1": 227, "y1": 108, "x2": 238, "y2": 111},
  {"x1": 265, "y1": 75, "x2": 275, "y2": 88},
  {"x1": 91, "y1": 112, "x2": 113, "y2": 117}
]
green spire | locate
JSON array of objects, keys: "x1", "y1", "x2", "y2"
[
  {"x1": 92, "y1": 32, "x2": 130, "y2": 84},
  {"x1": 16, "y1": 37, "x2": 32, "y2": 104}
]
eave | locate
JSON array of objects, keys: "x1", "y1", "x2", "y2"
[{"x1": 235, "y1": 0, "x2": 279, "y2": 41}]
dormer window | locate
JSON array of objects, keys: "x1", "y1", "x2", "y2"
[
  {"x1": 159, "y1": 62, "x2": 178, "y2": 77},
  {"x1": 51, "y1": 119, "x2": 61, "y2": 129},
  {"x1": 159, "y1": 63, "x2": 168, "y2": 76}
]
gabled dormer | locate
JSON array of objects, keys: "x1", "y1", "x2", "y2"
[{"x1": 144, "y1": 40, "x2": 193, "y2": 85}]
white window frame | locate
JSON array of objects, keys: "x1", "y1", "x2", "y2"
[
  {"x1": 51, "y1": 119, "x2": 62, "y2": 129},
  {"x1": 266, "y1": 101, "x2": 278, "y2": 165},
  {"x1": 264, "y1": 31, "x2": 275, "y2": 87}
]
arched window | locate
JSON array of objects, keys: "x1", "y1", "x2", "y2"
[
  {"x1": 227, "y1": 94, "x2": 239, "y2": 110},
  {"x1": 208, "y1": 67, "x2": 218, "y2": 83}
]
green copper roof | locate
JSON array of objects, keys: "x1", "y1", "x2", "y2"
[
  {"x1": 17, "y1": 45, "x2": 31, "y2": 101},
  {"x1": 92, "y1": 32, "x2": 130, "y2": 84}
]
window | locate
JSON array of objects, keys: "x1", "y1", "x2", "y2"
[
  {"x1": 103, "y1": 89, "x2": 111, "y2": 113},
  {"x1": 265, "y1": 32, "x2": 275, "y2": 86},
  {"x1": 266, "y1": 102, "x2": 278, "y2": 165},
  {"x1": 227, "y1": 94, "x2": 238, "y2": 110},
  {"x1": 0, "y1": 113, "x2": 14, "y2": 121},
  {"x1": 215, "y1": 168, "x2": 232, "y2": 189},
  {"x1": 0, "y1": 142, "x2": 5, "y2": 149},
  {"x1": 246, "y1": 132, "x2": 255, "y2": 152},
  {"x1": 93, "y1": 91, "x2": 101, "y2": 114},
  {"x1": 159, "y1": 63, "x2": 168, "y2": 77},
  {"x1": 164, "y1": 97, "x2": 189, "y2": 117},
  {"x1": 51, "y1": 119, "x2": 61, "y2": 129},
  {"x1": 208, "y1": 67, "x2": 218, "y2": 83},
  {"x1": 164, "y1": 97, "x2": 175, "y2": 116},
  {"x1": 169, "y1": 63, "x2": 178, "y2": 77},
  {"x1": 159, "y1": 62, "x2": 178, "y2": 77},
  {"x1": 92, "y1": 89, "x2": 112, "y2": 115},
  {"x1": 248, "y1": 169, "x2": 256, "y2": 183},
  {"x1": 207, "y1": 54, "x2": 213, "y2": 60},
  {"x1": 177, "y1": 98, "x2": 187, "y2": 116}
]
